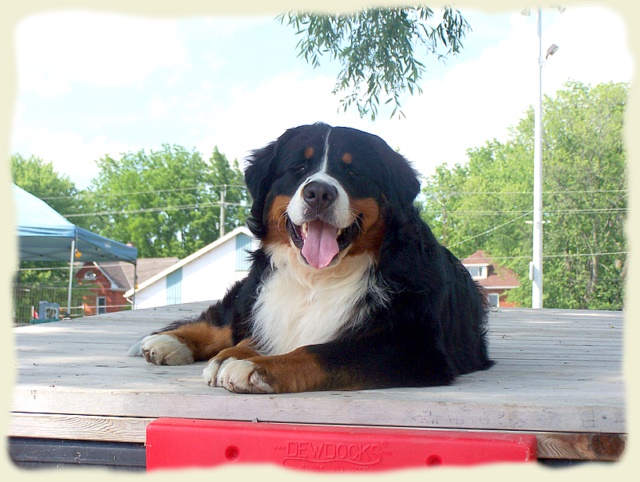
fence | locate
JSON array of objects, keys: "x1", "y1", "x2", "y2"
[{"x1": 11, "y1": 284, "x2": 130, "y2": 325}]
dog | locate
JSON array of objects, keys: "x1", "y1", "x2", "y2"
[{"x1": 129, "y1": 123, "x2": 494, "y2": 393}]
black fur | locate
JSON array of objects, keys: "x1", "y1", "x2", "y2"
[
  {"x1": 136, "y1": 123, "x2": 494, "y2": 391},
  {"x1": 236, "y1": 124, "x2": 489, "y2": 387}
]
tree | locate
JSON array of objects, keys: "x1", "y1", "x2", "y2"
[
  {"x1": 207, "y1": 147, "x2": 249, "y2": 237},
  {"x1": 422, "y1": 81, "x2": 627, "y2": 310},
  {"x1": 535, "y1": 82, "x2": 627, "y2": 309},
  {"x1": 11, "y1": 154, "x2": 86, "y2": 223},
  {"x1": 85, "y1": 145, "x2": 249, "y2": 258},
  {"x1": 279, "y1": 6, "x2": 470, "y2": 119}
]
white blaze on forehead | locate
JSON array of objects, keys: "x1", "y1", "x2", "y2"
[{"x1": 319, "y1": 126, "x2": 332, "y2": 173}]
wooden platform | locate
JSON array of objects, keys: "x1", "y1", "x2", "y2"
[{"x1": 10, "y1": 303, "x2": 626, "y2": 462}]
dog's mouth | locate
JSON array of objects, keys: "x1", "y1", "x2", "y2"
[{"x1": 286, "y1": 215, "x2": 361, "y2": 269}]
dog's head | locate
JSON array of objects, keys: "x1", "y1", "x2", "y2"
[{"x1": 245, "y1": 123, "x2": 420, "y2": 269}]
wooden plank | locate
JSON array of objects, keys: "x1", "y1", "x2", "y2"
[
  {"x1": 10, "y1": 306, "x2": 626, "y2": 461},
  {"x1": 9, "y1": 412, "x2": 154, "y2": 443},
  {"x1": 536, "y1": 432, "x2": 626, "y2": 461},
  {"x1": 7, "y1": 413, "x2": 626, "y2": 461},
  {"x1": 11, "y1": 385, "x2": 624, "y2": 434}
]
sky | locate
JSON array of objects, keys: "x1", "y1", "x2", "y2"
[
  {"x1": 3, "y1": 4, "x2": 640, "y2": 470},
  {"x1": 9, "y1": 3, "x2": 634, "y2": 190}
]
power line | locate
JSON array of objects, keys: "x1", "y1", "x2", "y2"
[
  {"x1": 544, "y1": 208, "x2": 627, "y2": 214},
  {"x1": 63, "y1": 201, "x2": 248, "y2": 218},
  {"x1": 60, "y1": 203, "x2": 626, "y2": 219},
  {"x1": 424, "y1": 207, "x2": 627, "y2": 217},
  {"x1": 447, "y1": 212, "x2": 532, "y2": 248},
  {"x1": 38, "y1": 186, "x2": 626, "y2": 201},
  {"x1": 423, "y1": 188, "x2": 627, "y2": 197},
  {"x1": 484, "y1": 251, "x2": 628, "y2": 261},
  {"x1": 39, "y1": 184, "x2": 248, "y2": 200},
  {"x1": 18, "y1": 250, "x2": 628, "y2": 272}
]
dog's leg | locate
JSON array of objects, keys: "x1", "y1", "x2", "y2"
[
  {"x1": 202, "y1": 339, "x2": 261, "y2": 387},
  {"x1": 134, "y1": 319, "x2": 234, "y2": 366},
  {"x1": 208, "y1": 332, "x2": 454, "y2": 394},
  {"x1": 130, "y1": 280, "x2": 257, "y2": 366},
  {"x1": 207, "y1": 346, "x2": 329, "y2": 394}
]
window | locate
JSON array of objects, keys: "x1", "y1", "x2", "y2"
[
  {"x1": 97, "y1": 296, "x2": 107, "y2": 314},
  {"x1": 84, "y1": 271, "x2": 97, "y2": 280},
  {"x1": 166, "y1": 268, "x2": 182, "y2": 305},
  {"x1": 488, "y1": 293, "x2": 500, "y2": 308},
  {"x1": 466, "y1": 265, "x2": 486, "y2": 279},
  {"x1": 236, "y1": 234, "x2": 253, "y2": 271}
]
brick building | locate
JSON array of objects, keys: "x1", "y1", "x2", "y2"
[
  {"x1": 75, "y1": 258, "x2": 178, "y2": 315},
  {"x1": 462, "y1": 250, "x2": 521, "y2": 308}
]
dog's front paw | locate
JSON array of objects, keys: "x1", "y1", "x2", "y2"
[
  {"x1": 140, "y1": 334, "x2": 194, "y2": 365},
  {"x1": 206, "y1": 358, "x2": 274, "y2": 394},
  {"x1": 202, "y1": 357, "x2": 223, "y2": 386}
]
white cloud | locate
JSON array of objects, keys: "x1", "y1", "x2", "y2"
[
  {"x1": 15, "y1": 12, "x2": 190, "y2": 96},
  {"x1": 366, "y1": 5, "x2": 633, "y2": 179},
  {"x1": 543, "y1": 5, "x2": 634, "y2": 92},
  {"x1": 369, "y1": 11, "x2": 539, "y2": 177},
  {"x1": 12, "y1": 126, "x2": 132, "y2": 189},
  {"x1": 192, "y1": 70, "x2": 366, "y2": 166},
  {"x1": 186, "y1": 4, "x2": 632, "y2": 183},
  {"x1": 191, "y1": 12, "x2": 542, "y2": 178},
  {"x1": 11, "y1": 6, "x2": 632, "y2": 189}
]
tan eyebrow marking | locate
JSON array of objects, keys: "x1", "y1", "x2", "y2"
[
  {"x1": 342, "y1": 152, "x2": 353, "y2": 164},
  {"x1": 304, "y1": 147, "x2": 314, "y2": 159}
]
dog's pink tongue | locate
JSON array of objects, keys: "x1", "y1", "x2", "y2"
[{"x1": 302, "y1": 220, "x2": 339, "y2": 269}]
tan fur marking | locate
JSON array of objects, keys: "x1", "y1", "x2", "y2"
[
  {"x1": 342, "y1": 152, "x2": 353, "y2": 164},
  {"x1": 347, "y1": 198, "x2": 386, "y2": 258},
  {"x1": 264, "y1": 194, "x2": 292, "y2": 247},
  {"x1": 304, "y1": 147, "x2": 314, "y2": 159},
  {"x1": 215, "y1": 339, "x2": 260, "y2": 362},
  {"x1": 167, "y1": 323, "x2": 233, "y2": 361},
  {"x1": 246, "y1": 348, "x2": 330, "y2": 393}
]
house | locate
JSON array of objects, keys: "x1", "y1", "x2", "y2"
[
  {"x1": 124, "y1": 227, "x2": 258, "y2": 310},
  {"x1": 76, "y1": 257, "x2": 178, "y2": 315},
  {"x1": 461, "y1": 250, "x2": 521, "y2": 308}
]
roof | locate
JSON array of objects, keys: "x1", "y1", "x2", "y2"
[
  {"x1": 461, "y1": 250, "x2": 492, "y2": 266},
  {"x1": 462, "y1": 250, "x2": 520, "y2": 289},
  {"x1": 79, "y1": 258, "x2": 180, "y2": 291},
  {"x1": 14, "y1": 184, "x2": 137, "y2": 264},
  {"x1": 478, "y1": 266, "x2": 521, "y2": 289},
  {"x1": 124, "y1": 227, "x2": 253, "y2": 298},
  {"x1": 119, "y1": 258, "x2": 179, "y2": 289}
]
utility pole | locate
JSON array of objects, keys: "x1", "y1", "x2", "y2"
[{"x1": 219, "y1": 185, "x2": 226, "y2": 238}]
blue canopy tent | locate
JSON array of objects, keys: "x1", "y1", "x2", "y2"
[{"x1": 14, "y1": 184, "x2": 138, "y2": 316}]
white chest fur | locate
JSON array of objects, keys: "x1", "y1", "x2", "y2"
[{"x1": 251, "y1": 247, "x2": 377, "y2": 355}]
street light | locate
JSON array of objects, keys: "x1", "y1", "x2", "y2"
[{"x1": 530, "y1": 8, "x2": 559, "y2": 309}]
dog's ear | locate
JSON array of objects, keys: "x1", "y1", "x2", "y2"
[
  {"x1": 371, "y1": 137, "x2": 421, "y2": 209},
  {"x1": 244, "y1": 141, "x2": 277, "y2": 238},
  {"x1": 387, "y1": 149, "x2": 421, "y2": 207},
  {"x1": 244, "y1": 127, "x2": 301, "y2": 238}
]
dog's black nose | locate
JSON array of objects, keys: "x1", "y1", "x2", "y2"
[{"x1": 303, "y1": 181, "x2": 338, "y2": 212}]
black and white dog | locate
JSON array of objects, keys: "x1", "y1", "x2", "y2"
[{"x1": 130, "y1": 123, "x2": 494, "y2": 393}]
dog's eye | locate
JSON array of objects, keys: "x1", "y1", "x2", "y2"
[{"x1": 290, "y1": 163, "x2": 307, "y2": 175}]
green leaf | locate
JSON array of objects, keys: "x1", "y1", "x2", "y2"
[{"x1": 279, "y1": 5, "x2": 471, "y2": 120}]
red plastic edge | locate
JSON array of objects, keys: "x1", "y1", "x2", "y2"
[{"x1": 146, "y1": 418, "x2": 537, "y2": 472}]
